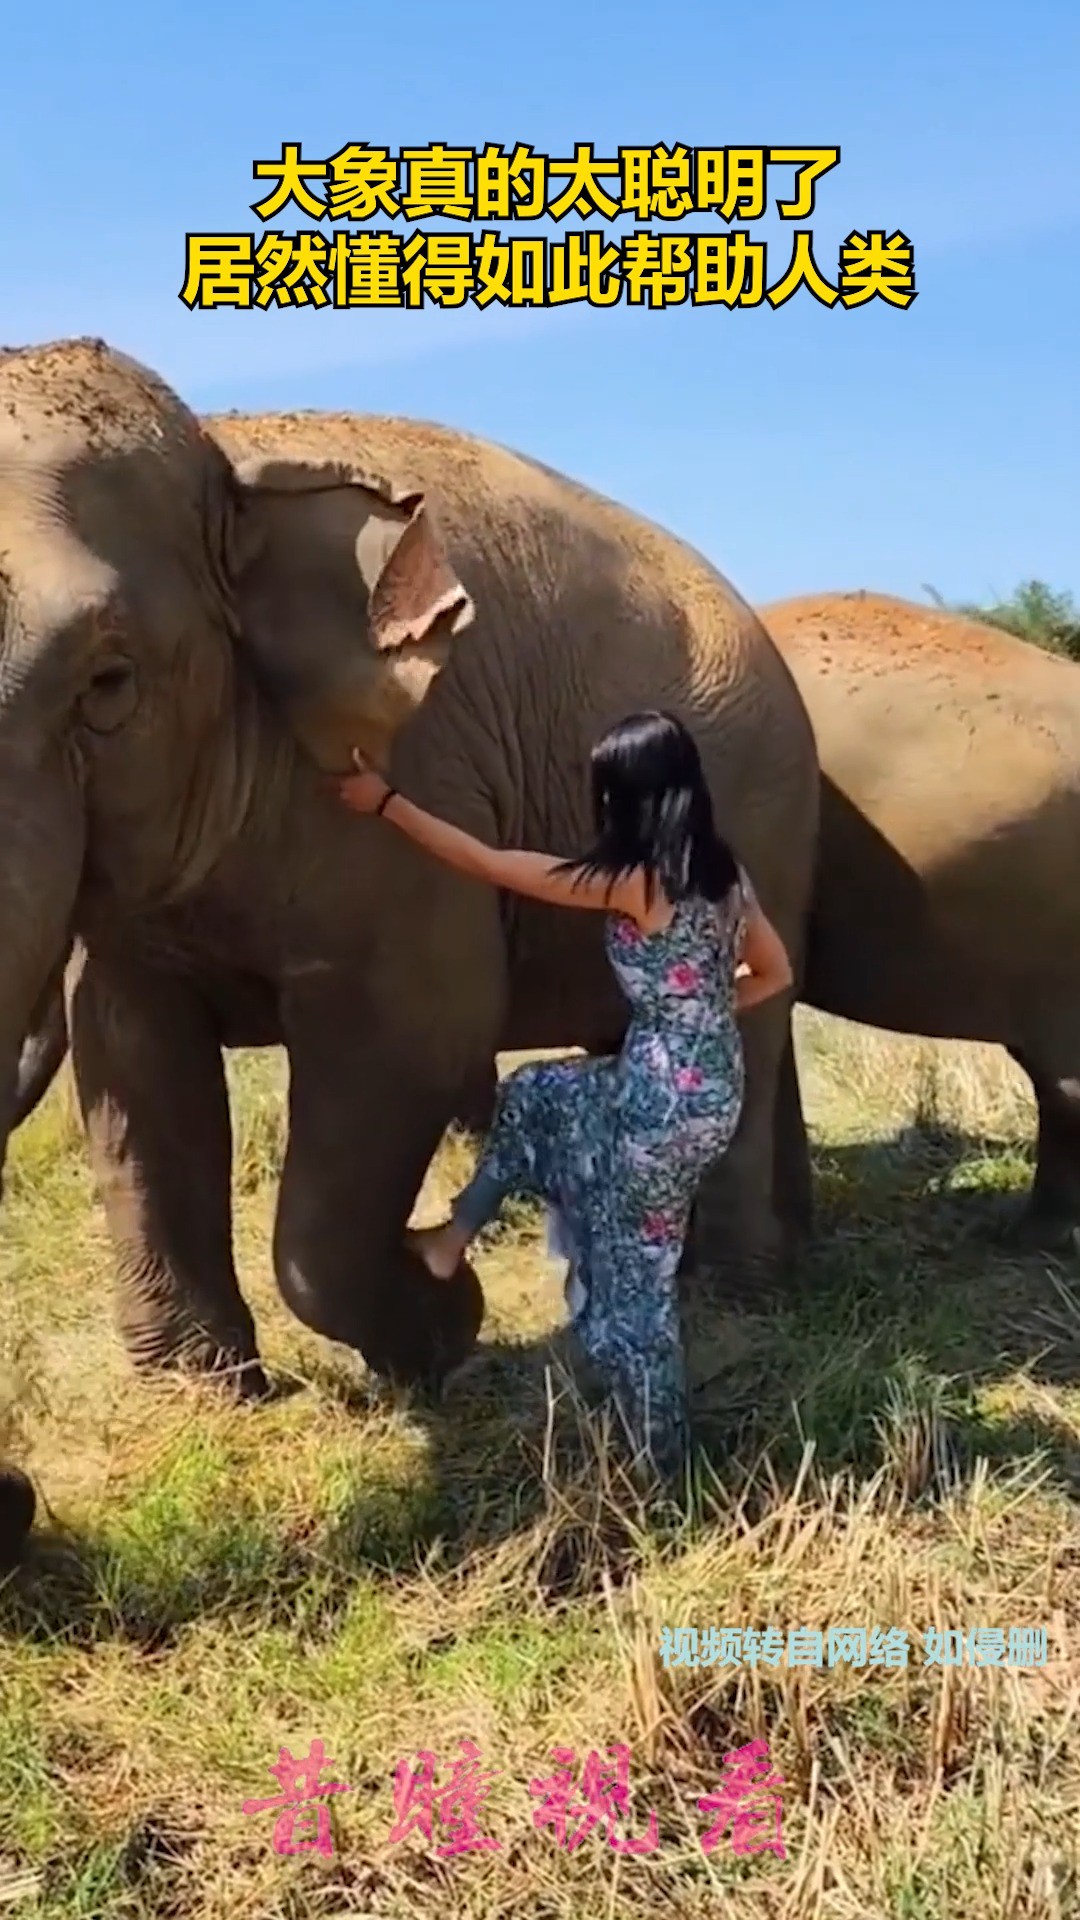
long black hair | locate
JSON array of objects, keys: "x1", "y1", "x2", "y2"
[{"x1": 558, "y1": 709, "x2": 739, "y2": 909}]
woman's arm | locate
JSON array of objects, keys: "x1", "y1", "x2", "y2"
[
  {"x1": 337, "y1": 768, "x2": 643, "y2": 916},
  {"x1": 383, "y1": 791, "x2": 621, "y2": 909},
  {"x1": 734, "y1": 901, "x2": 794, "y2": 1014}
]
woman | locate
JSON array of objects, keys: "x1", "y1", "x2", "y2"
[{"x1": 338, "y1": 711, "x2": 793, "y2": 1470}]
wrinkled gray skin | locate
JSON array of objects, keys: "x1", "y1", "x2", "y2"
[
  {"x1": 12, "y1": 939, "x2": 496, "y2": 1138},
  {"x1": 0, "y1": 339, "x2": 818, "y2": 1404},
  {"x1": 765, "y1": 590, "x2": 1080, "y2": 1247}
]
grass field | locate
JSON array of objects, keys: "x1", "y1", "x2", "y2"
[{"x1": 1, "y1": 1013, "x2": 1078, "y2": 1919}]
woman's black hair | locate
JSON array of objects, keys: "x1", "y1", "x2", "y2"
[{"x1": 557, "y1": 709, "x2": 740, "y2": 908}]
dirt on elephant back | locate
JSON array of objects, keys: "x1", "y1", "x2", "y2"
[{"x1": 762, "y1": 588, "x2": 1071, "y2": 680}]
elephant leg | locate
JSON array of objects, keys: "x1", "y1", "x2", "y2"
[
  {"x1": 772, "y1": 1025, "x2": 814, "y2": 1241},
  {"x1": 1008, "y1": 1044, "x2": 1080, "y2": 1249},
  {"x1": 274, "y1": 986, "x2": 492, "y2": 1393},
  {"x1": 685, "y1": 993, "x2": 793, "y2": 1291},
  {"x1": 67, "y1": 950, "x2": 266, "y2": 1393}
]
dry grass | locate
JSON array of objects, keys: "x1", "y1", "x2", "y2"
[
  {"x1": 1, "y1": 1014, "x2": 1078, "y2": 1918},
  {"x1": 795, "y1": 1008, "x2": 1037, "y2": 1146}
]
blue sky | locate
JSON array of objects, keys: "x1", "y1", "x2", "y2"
[{"x1": 3, "y1": 0, "x2": 1077, "y2": 606}]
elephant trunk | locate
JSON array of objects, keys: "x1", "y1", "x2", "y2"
[{"x1": 0, "y1": 747, "x2": 84, "y2": 1191}]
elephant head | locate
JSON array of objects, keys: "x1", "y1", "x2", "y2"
[{"x1": 0, "y1": 337, "x2": 475, "y2": 1196}]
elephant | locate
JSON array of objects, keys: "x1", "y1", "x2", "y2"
[
  {"x1": 763, "y1": 588, "x2": 1080, "y2": 1245},
  {"x1": 0, "y1": 336, "x2": 819, "y2": 1406}
]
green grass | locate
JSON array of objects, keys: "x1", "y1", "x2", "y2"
[{"x1": 1, "y1": 1015, "x2": 1078, "y2": 1918}]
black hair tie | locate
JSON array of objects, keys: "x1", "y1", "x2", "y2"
[{"x1": 375, "y1": 786, "x2": 397, "y2": 817}]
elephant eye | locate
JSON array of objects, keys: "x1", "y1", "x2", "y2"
[
  {"x1": 91, "y1": 664, "x2": 130, "y2": 695},
  {"x1": 78, "y1": 658, "x2": 138, "y2": 734}
]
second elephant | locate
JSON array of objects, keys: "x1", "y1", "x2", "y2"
[
  {"x1": 0, "y1": 339, "x2": 818, "y2": 1406},
  {"x1": 765, "y1": 589, "x2": 1080, "y2": 1243}
]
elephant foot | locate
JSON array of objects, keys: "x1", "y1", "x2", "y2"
[
  {"x1": 683, "y1": 1253, "x2": 792, "y2": 1314},
  {"x1": 985, "y1": 1193, "x2": 1080, "y2": 1257},
  {"x1": 0, "y1": 1463, "x2": 37, "y2": 1568},
  {"x1": 359, "y1": 1244, "x2": 485, "y2": 1395},
  {"x1": 209, "y1": 1354, "x2": 274, "y2": 1402},
  {"x1": 681, "y1": 1188, "x2": 802, "y2": 1315},
  {"x1": 126, "y1": 1336, "x2": 272, "y2": 1403}
]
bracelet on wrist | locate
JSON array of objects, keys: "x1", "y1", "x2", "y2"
[{"x1": 375, "y1": 786, "x2": 397, "y2": 818}]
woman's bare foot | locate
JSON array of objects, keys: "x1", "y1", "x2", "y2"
[{"x1": 407, "y1": 1221, "x2": 471, "y2": 1282}]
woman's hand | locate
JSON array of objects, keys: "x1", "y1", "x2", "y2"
[
  {"x1": 734, "y1": 903, "x2": 793, "y2": 1014},
  {"x1": 336, "y1": 748, "x2": 392, "y2": 816}
]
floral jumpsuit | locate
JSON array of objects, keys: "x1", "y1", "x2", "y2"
[{"x1": 450, "y1": 879, "x2": 753, "y2": 1470}]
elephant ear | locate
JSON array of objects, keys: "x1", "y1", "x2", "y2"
[{"x1": 223, "y1": 454, "x2": 475, "y2": 771}]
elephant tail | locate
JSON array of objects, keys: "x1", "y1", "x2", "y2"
[
  {"x1": 12, "y1": 988, "x2": 69, "y2": 1131},
  {"x1": 795, "y1": 824, "x2": 834, "y2": 1013},
  {"x1": 798, "y1": 884, "x2": 826, "y2": 1007}
]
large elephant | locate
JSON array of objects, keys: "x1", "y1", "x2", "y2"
[
  {"x1": 764, "y1": 589, "x2": 1080, "y2": 1243},
  {"x1": 0, "y1": 337, "x2": 818, "y2": 1403}
]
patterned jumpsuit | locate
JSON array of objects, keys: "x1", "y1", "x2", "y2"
[{"x1": 450, "y1": 877, "x2": 753, "y2": 1469}]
